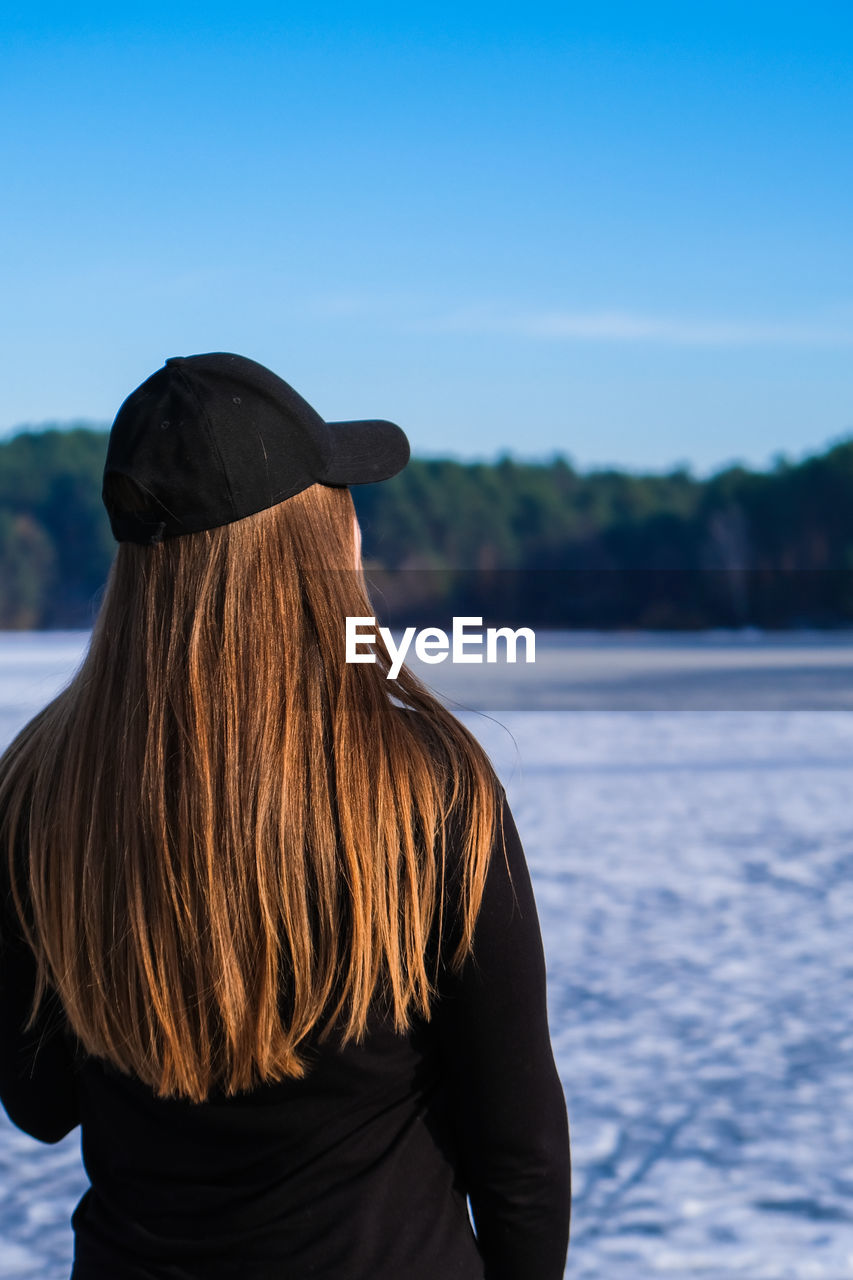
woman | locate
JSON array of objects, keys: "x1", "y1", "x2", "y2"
[{"x1": 0, "y1": 353, "x2": 570, "y2": 1279}]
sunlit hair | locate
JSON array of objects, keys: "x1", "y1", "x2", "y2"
[{"x1": 0, "y1": 478, "x2": 501, "y2": 1102}]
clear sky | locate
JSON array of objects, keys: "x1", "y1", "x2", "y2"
[{"x1": 2, "y1": 1, "x2": 851, "y2": 473}]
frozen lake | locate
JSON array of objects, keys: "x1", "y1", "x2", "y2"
[{"x1": 1, "y1": 631, "x2": 853, "y2": 1278}]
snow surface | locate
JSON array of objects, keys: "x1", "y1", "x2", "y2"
[{"x1": 2, "y1": 632, "x2": 852, "y2": 1279}]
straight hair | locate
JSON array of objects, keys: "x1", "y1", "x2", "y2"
[{"x1": 0, "y1": 480, "x2": 501, "y2": 1102}]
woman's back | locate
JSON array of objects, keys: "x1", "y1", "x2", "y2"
[{"x1": 3, "y1": 768, "x2": 568, "y2": 1279}]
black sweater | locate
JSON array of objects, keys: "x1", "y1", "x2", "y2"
[{"x1": 0, "y1": 792, "x2": 570, "y2": 1280}]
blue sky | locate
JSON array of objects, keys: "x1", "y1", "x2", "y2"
[{"x1": 2, "y1": 2, "x2": 851, "y2": 473}]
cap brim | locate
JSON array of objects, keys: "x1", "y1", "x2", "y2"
[{"x1": 321, "y1": 419, "x2": 411, "y2": 486}]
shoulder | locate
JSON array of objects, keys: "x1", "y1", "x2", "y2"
[{"x1": 392, "y1": 703, "x2": 504, "y2": 790}]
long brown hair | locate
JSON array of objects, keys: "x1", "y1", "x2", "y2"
[{"x1": 0, "y1": 479, "x2": 501, "y2": 1102}]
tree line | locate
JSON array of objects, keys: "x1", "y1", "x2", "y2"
[{"x1": 1, "y1": 424, "x2": 853, "y2": 629}]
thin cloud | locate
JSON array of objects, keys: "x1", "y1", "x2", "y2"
[
  {"x1": 435, "y1": 305, "x2": 853, "y2": 347},
  {"x1": 306, "y1": 294, "x2": 853, "y2": 348}
]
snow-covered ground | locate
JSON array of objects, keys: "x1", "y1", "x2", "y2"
[{"x1": 2, "y1": 632, "x2": 853, "y2": 1278}]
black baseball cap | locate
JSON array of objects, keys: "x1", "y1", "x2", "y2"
[{"x1": 102, "y1": 352, "x2": 411, "y2": 544}]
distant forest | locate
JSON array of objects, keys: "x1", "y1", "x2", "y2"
[{"x1": 2, "y1": 424, "x2": 853, "y2": 629}]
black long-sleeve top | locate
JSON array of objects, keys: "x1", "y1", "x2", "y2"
[{"x1": 0, "y1": 790, "x2": 570, "y2": 1280}]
